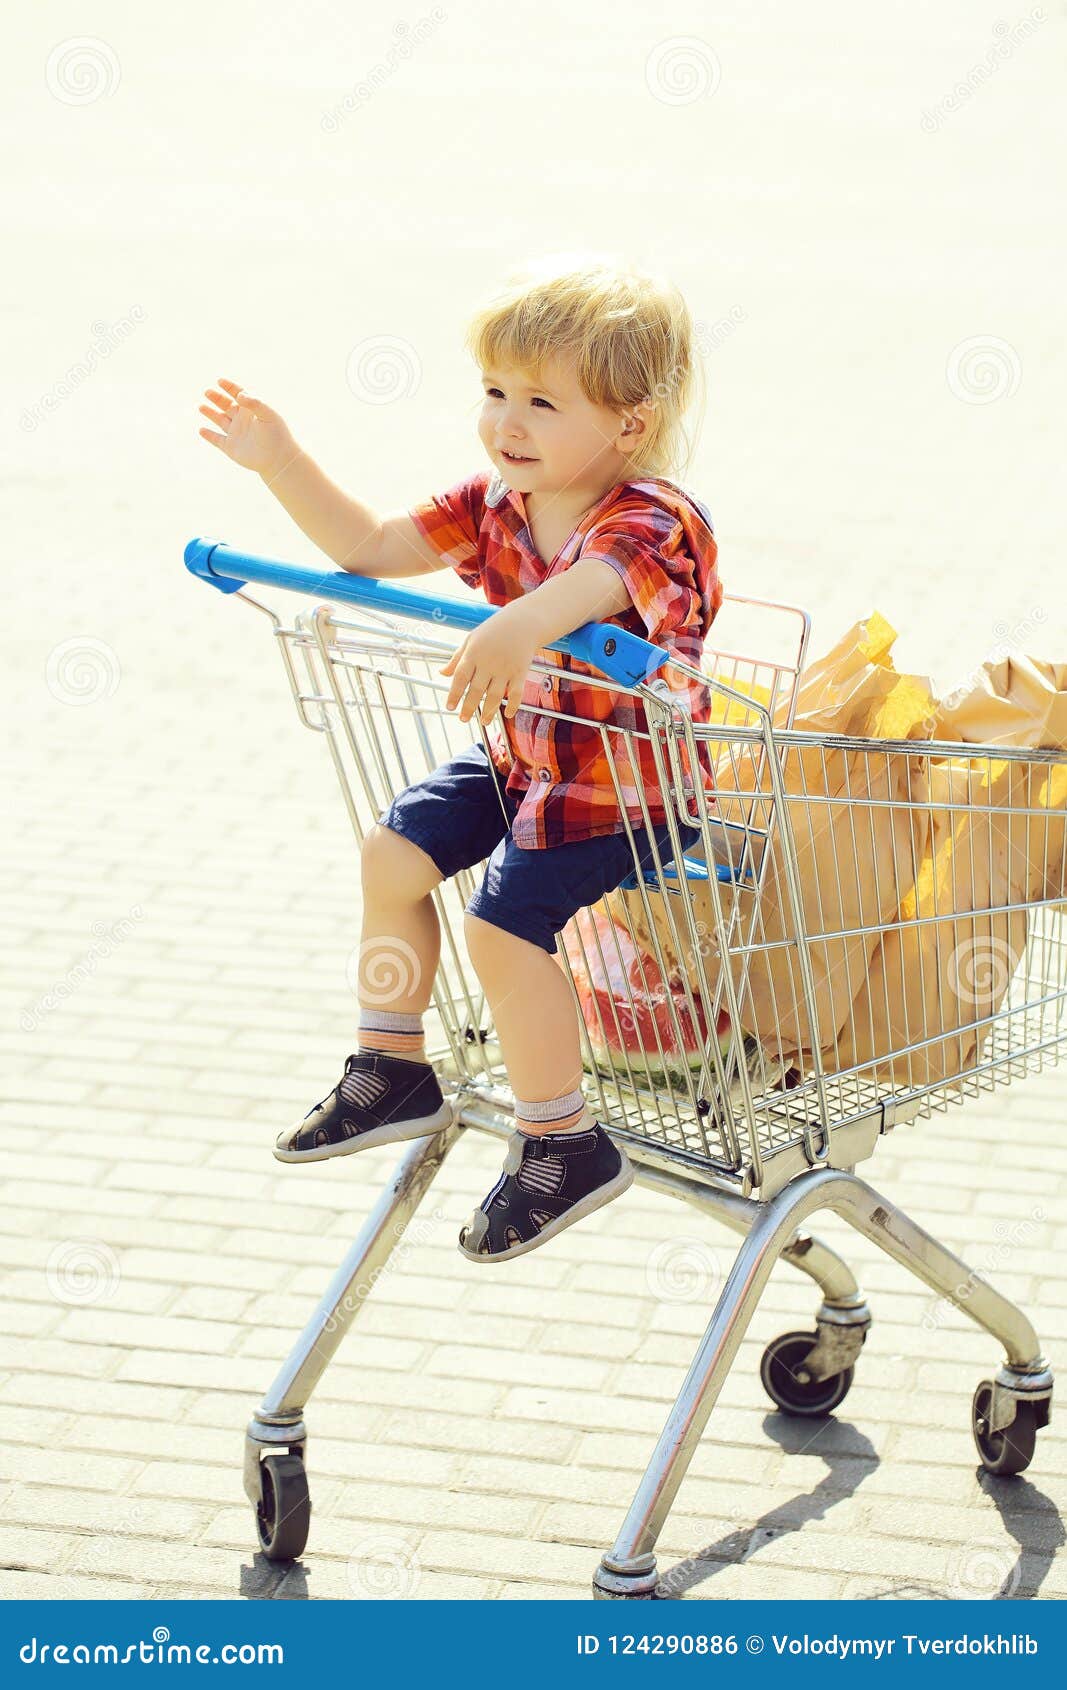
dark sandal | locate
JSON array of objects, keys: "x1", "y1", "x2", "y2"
[
  {"x1": 274, "y1": 1052, "x2": 451, "y2": 1163},
  {"x1": 458, "y1": 1121, "x2": 634, "y2": 1262}
]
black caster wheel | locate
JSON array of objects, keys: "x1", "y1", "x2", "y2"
[
  {"x1": 254, "y1": 1452, "x2": 311, "y2": 1559},
  {"x1": 760, "y1": 1330, "x2": 854, "y2": 1417},
  {"x1": 972, "y1": 1382, "x2": 1037, "y2": 1476}
]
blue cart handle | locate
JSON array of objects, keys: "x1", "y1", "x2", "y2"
[{"x1": 184, "y1": 537, "x2": 669, "y2": 689}]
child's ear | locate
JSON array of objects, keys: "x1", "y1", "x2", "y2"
[{"x1": 616, "y1": 398, "x2": 656, "y2": 457}]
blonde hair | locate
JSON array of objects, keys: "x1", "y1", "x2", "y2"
[{"x1": 466, "y1": 255, "x2": 702, "y2": 479}]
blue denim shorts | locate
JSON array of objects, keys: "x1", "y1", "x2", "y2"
[{"x1": 379, "y1": 742, "x2": 699, "y2": 955}]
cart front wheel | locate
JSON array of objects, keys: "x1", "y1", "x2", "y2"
[
  {"x1": 972, "y1": 1382, "x2": 1037, "y2": 1476},
  {"x1": 255, "y1": 1452, "x2": 311, "y2": 1559},
  {"x1": 760, "y1": 1330, "x2": 853, "y2": 1417}
]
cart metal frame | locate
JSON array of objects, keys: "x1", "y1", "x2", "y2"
[{"x1": 186, "y1": 537, "x2": 1058, "y2": 1598}]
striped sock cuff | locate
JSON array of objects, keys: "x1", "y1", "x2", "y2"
[
  {"x1": 358, "y1": 1009, "x2": 425, "y2": 1059},
  {"x1": 515, "y1": 1087, "x2": 589, "y2": 1135}
]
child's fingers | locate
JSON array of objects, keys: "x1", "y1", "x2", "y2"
[
  {"x1": 445, "y1": 655, "x2": 475, "y2": 712},
  {"x1": 440, "y1": 634, "x2": 471, "y2": 684},
  {"x1": 457, "y1": 669, "x2": 489, "y2": 722},
  {"x1": 503, "y1": 671, "x2": 527, "y2": 719},
  {"x1": 216, "y1": 378, "x2": 276, "y2": 417},
  {"x1": 479, "y1": 680, "x2": 507, "y2": 723}
]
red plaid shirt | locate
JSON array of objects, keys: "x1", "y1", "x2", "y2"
[{"x1": 409, "y1": 470, "x2": 722, "y2": 848}]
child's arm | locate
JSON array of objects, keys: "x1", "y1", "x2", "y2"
[
  {"x1": 198, "y1": 379, "x2": 443, "y2": 579},
  {"x1": 442, "y1": 559, "x2": 631, "y2": 724},
  {"x1": 263, "y1": 448, "x2": 443, "y2": 578}
]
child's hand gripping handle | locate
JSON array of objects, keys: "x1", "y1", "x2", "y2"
[{"x1": 183, "y1": 538, "x2": 670, "y2": 688}]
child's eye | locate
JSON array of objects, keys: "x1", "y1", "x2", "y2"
[
  {"x1": 531, "y1": 397, "x2": 555, "y2": 410},
  {"x1": 484, "y1": 386, "x2": 504, "y2": 399}
]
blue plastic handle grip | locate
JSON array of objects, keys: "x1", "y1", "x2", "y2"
[{"x1": 183, "y1": 537, "x2": 669, "y2": 688}]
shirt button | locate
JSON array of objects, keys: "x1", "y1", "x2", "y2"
[
  {"x1": 542, "y1": 677, "x2": 551, "y2": 692},
  {"x1": 538, "y1": 767, "x2": 552, "y2": 783}
]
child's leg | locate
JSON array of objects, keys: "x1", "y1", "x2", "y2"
[
  {"x1": 274, "y1": 822, "x2": 452, "y2": 1162},
  {"x1": 356, "y1": 822, "x2": 443, "y2": 1056},
  {"x1": 463, "y1": 915, "x2": 586, "y2": 1128},
  {"x1": 275, "y1": 742, "x2": 513, "y2": 1164},
  {"x1": 458, "y1": 919, "x2": 632, "y2": 1259},
  {"x1": 456, "y1": 818, "x2": 700, "y2": 1258}
]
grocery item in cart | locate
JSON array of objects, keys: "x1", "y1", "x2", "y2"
[
  {"x1": 570, "y1": 616, "x2": 1067, "y2": 1093},
  {"x1": 599, "y1": 614, "x2": 938, "y2": 1076},
  {"x1": 933, "y1": 651, "x2": 1067, "y2": 750},
  {"x1": 563, "y1": 904, "x2": 724, "y2": 1079},
  {"x1": 836, "y1": 656, "x2": 1067, "y2": 1090}
]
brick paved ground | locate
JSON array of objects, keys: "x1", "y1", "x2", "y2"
[{"x1": 3, "y1": 5, "x2": 1066, "y2": 1602}]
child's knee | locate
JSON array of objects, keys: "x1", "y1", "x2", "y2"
[
  {"x1": 464, "y1": 911, "x2": 538, "y2": 978},
  {"x1": 362, "y1": 823, "x2": 440, "y2": 901},
  {"x1": 463, "y1": 908, "x2": 496, "y2": 951},
  {"x1": 464, "y1": 909, "x2": 510, "y2": 965}
]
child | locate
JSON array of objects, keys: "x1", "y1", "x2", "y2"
[{"x1": 198, "y1": 256, "x2": 722, "y2": 1262}]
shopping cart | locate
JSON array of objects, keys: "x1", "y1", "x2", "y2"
[{"x1": 185, "y1": 536, "x2": 1060, "y2": 1599}]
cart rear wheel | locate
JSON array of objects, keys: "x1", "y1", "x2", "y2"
[
  {"x1": 760, "y1": 1330, "x2": 853, "y2": 1417},
  {"x1": 255, "y1": 1452, "x2": 311, "y2": 1559},
  {"x1": 972, "y1": 1382, "x2": 1037, "y2": 1476}
]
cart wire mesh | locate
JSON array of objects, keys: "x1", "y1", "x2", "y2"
[{"x1": 255, "y1": 589, "x2": 1067, "y2": 1196}]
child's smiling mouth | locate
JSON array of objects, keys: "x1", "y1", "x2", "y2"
[{"x1": 500, "y1": 448, "x2": 538, "y2": 464}]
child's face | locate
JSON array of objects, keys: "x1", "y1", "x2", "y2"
[{"x1": 478, "y1": 353, "x2": 638, "y2": 499}]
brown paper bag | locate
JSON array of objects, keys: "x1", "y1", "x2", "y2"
[
  {"x1": 834, "y1": 757, "x2": 1032, "y2": 1090},
  {"x1": 836, "y1": 641, "x2": 1067, "y2": 1090},
  {"x1": 579, "y1": 617, "x2": 1067, "y2": 1097},
  {"x1": 933, "y1": 653, "x2": 1067, "y2": 750},
  {"x1": 605, "y1": 614, "x2": 937, "y2": 1073}
]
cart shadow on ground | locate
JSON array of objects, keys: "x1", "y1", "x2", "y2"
[
  {"x1": 654, "y1": 1415, "x2": 1065, "y2": 1602},
  {"x1": 229, "y1": 1415, "x2": 1064, "y2": 1601}
]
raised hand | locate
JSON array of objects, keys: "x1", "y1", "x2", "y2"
[{"x1": 198, "y1": 377, "x2": 299, "y2": 480}]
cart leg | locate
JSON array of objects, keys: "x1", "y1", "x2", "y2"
[
  {"x1": 823, "y1": 1170, "x2": 1053, "y2": 1471},
  {"x1": 593, "y1": 1171, "x2": 847, "y2": 1599},
  {"x1": 593, "y1": 1166, "x2": 1052, "y2": 1599},
  {"x1": 244, "y1": 1118, "x2": 462, "y2": 1559},
  {"x1": 635, "y1": 1163, "x2": 873, "y2": 1391}
]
